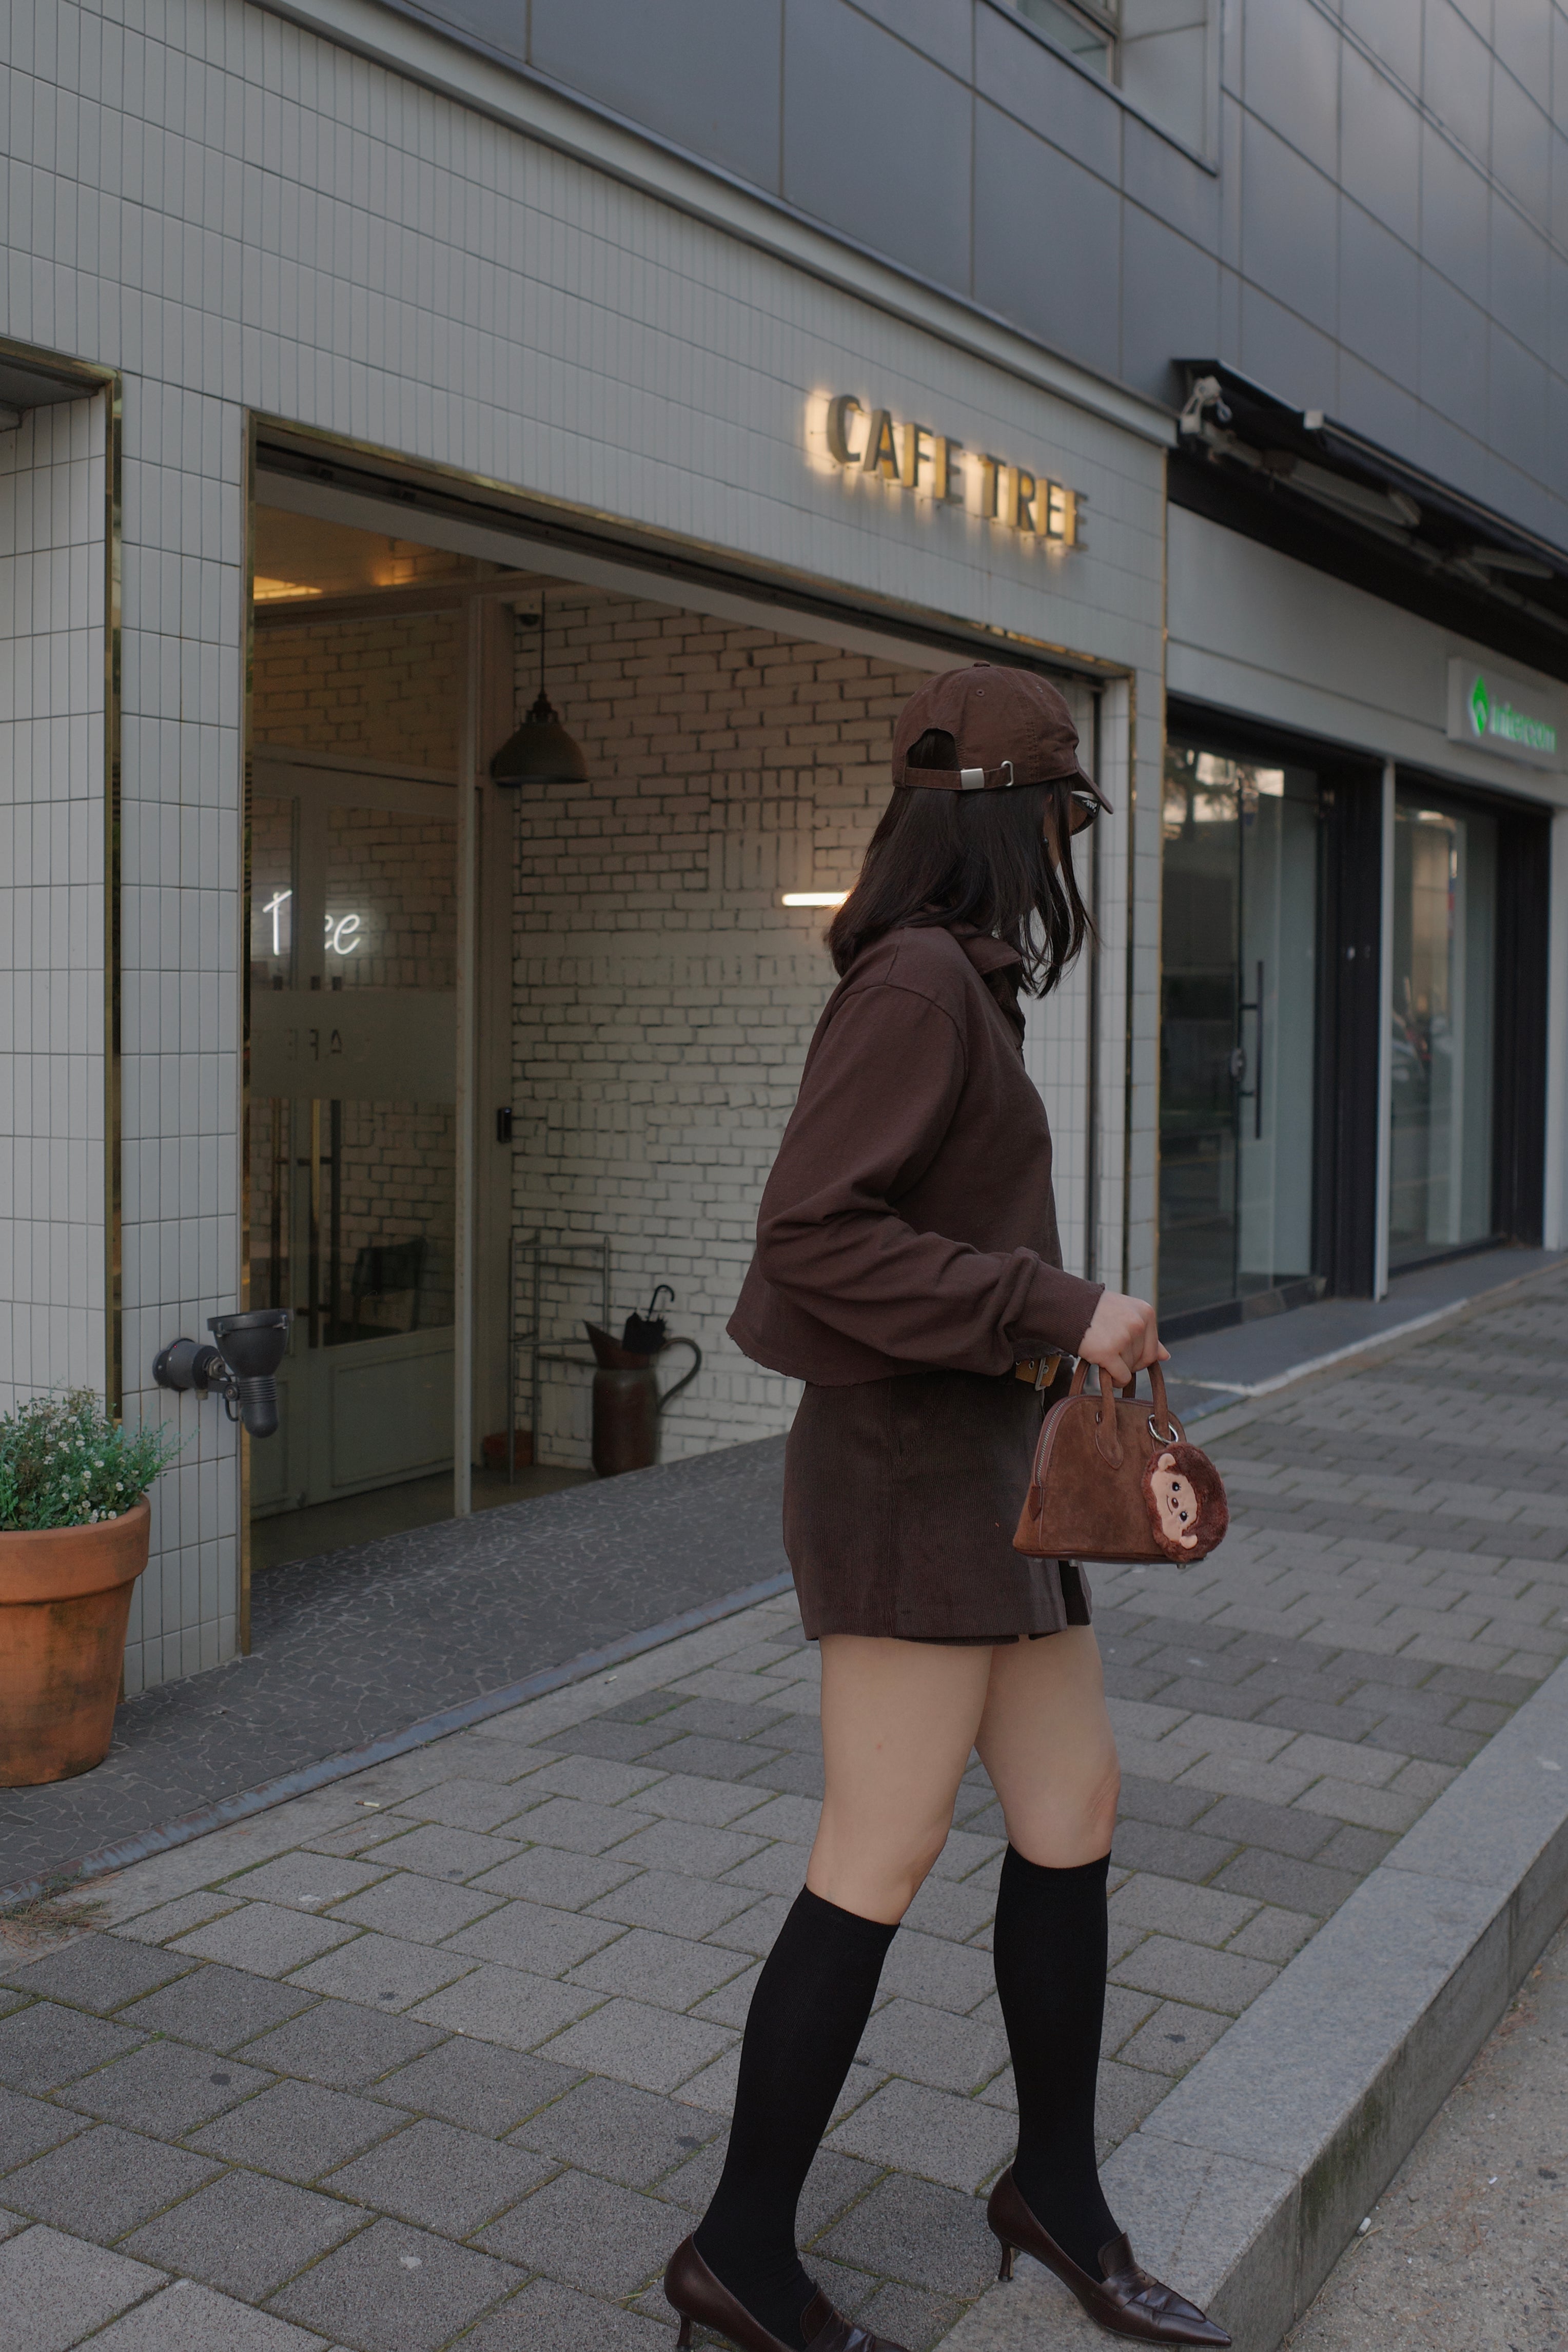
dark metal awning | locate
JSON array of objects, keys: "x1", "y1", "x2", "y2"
[{"x1": 1173, "y1": 361, "x2": 1568, "y2": 680}]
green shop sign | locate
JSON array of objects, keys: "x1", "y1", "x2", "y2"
[{"x1": 1446, "y1": 659, "x2": 1562, "y2": 768}]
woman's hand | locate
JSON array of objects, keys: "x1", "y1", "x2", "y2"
[{"x1": 1076, "y1": 1290, "x2": 1167, "y2": 1388}]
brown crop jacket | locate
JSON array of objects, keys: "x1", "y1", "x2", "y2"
[{"x1": 728, "y1": 923, "x2": 1103, "y2": 1384}]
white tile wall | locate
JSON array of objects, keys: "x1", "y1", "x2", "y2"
[
  {"x1": 0, "y1": 396, "x2": 108, "y2": 1411},
  {"x1": 0, "y1": 0, "x2": 1166, "y2": 1684},
  {"x1": 117, "y1": 368, "x2": 245, "y2": 1694}
]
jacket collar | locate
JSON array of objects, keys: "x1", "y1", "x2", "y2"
[
  {"x1": 945, "y1": 920, "x2": 1024, "y2": 979},
  {"x1": 943, "y1": 921, "x2": 1026, "y2": 1040}
]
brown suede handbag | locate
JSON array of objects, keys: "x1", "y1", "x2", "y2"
[{"x1": 1013, "y1": 1359, "x2": 1229, "y2": 1566}]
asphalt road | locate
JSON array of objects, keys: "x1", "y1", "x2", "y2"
[{"x1": 1286, "y1": 1918, "x2": 1568, "y2": 2351}]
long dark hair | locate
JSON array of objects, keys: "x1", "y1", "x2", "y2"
[{"x1": 827, "y1": 767, "x2": 1092, "y2": 994}]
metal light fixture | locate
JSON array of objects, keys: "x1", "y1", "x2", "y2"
[
  {"x1": 153, "y1": 1308, "x2": 291, "y2": 1439},
  {"x1": 490, "y1": 598, "x2": 587, "y2": 784}
]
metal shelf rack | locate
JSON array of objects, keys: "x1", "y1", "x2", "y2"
[{"x1": 505, "y1": 1230, "x2": 612, "y2": 1483}]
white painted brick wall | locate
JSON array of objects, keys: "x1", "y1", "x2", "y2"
[
  {"x1": 252, "y1": 607, "x2": 463, "y2": 772},
  {"x1": 507, "y1": 586, "x2": 1101, "y2": 1464}
]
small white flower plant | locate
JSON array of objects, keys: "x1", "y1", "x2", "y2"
[{"x1": 0, "y1": 1391, "x2": 183, "y2": 1532}]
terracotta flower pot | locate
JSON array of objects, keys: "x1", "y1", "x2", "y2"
[{"x1": 0, "y1": 1500, "x2": 151, "y2": 1786}]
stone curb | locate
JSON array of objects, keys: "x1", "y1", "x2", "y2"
[
  {"x1": 938, "y1": 1650, "x2": 1568, "y2": 2352},
  {"x1": 1183, "y1": 1250, "x2": 1567, "y2": 1444}
]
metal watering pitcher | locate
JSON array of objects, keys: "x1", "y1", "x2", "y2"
[{"x1": 583, "y1": 1311, "x2": 702, "y2": 1478}]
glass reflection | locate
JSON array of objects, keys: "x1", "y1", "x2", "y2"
[
  {"x1": 249, "y1": 796, "x2": 296, "y2": 987},
  {"x1": 1388, "y1": 796, "x2": 1496, "y2": 1266},
  {"x1": 325, "y1": 807, "x2": 457, "y2": 991},
  {"x1": 1159, "y1": 743, "x2": 1320, "y2": 1319}
]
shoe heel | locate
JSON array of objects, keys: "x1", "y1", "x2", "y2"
[
  {"x1": 997, "y1": 2242, "x2": 1016, "y2": 2283},
  {"x1": 675, "y1": 2318, "x2": 693, "y2": 2349}
]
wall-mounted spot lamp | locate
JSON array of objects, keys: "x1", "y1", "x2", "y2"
[{"x1": 154, "y1": 1309, "x2": 291, "y2": 1439}]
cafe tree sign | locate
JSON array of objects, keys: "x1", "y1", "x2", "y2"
[
  {"x1": 1447, "y1": 658, "x2": 1561, "y2": 768},
  {"x1": 809, "y1": 393, "x2": 1085, "y2": 547}
]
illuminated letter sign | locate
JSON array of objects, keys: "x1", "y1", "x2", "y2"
[
  {"x1": 253, "y1": 889, "x2": 366, "y2": 958},
  {"x1": 812, "y1": 394, "x2": 1084, "y2": 546},
  {"x1": 1445, "y1": 659, "x2": 1561, "y2": 768}
]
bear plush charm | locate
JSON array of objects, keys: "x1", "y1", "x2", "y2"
[
  {"x1": 1013, "y1": 1360, "x2": 1229, "y2": 1569},
  {"x1": 1142, "y1": 1443, "x2": 1229, "y2": 1562}
]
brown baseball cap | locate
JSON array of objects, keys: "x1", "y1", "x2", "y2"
[{"x1": 891, "y1": 663, "x2": 1112, "y2": 809}]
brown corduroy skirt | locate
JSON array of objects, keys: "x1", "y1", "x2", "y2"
[{"x1": 782, "y1": 1366, "x2": 1092, "y2": 1643}]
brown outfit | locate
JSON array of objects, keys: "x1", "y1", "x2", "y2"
[{"x1": 729, "y1": 921, "x2": 1104, "y2": 1640}]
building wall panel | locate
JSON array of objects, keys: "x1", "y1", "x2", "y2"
[
  {"x1": 0, "y1": 396, "x2": 108, "y2": 1415},
  {"x1": 0, "y1": 0, "x2": 1163, "y2": 1684},
  {"x1": 391, "y1": 0, "x2": 1568, "y2": 548}
]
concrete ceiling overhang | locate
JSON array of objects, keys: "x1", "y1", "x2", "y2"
[{"x1": 1174, "y1": 360, "x2": 1568, "y2": 685}]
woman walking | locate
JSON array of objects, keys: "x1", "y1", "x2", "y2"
[{"x1": 664, "y1": 665, "x2": 1228, "y2": 2352}]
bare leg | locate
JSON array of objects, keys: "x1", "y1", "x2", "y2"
[
  {"x1": 805, "y1": 1634, "x2": 995, "y2": 1924},
  {"x1": 975, "y1": 1626, "x2": 1120, "y2": 1866},
  {"x1": 684, "y1": 1629, "x2": 1122, "y2": 2349},
  {"x1": 688, "y1": 1634, "x2": 992, "y2": 2346},
  {"x1": 805, "y1": 1626, "x2": 1119, "y2": 1922}
]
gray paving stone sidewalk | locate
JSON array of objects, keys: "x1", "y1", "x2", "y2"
[
  {"x1": 3, "y1": 1269, "x2": 1567, "y2": 2351},
  {"x1": 0, "y1": 1439, "x2": 792, "y2": 1896}
]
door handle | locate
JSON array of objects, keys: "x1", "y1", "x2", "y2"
[{"x1": 1236, "y1": 960, "x2": 1264, "y2": 1140}]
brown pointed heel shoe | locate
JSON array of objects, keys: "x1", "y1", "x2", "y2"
[
  {"x1": 663, "y1": 2236, "x2": 911, "y2": 2351},
  {"x1": 987, "y1": 2169, "x2": 1230, "y2": 2346}
]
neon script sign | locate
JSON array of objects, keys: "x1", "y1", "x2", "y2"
[
  {"x1": 260, "y1": 889, "x2": 363, "y2": 956},
  {"x1": 813, "y1": 394, "x2": 1083, "y2": 545}
]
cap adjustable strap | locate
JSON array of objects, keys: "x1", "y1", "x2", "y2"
[{"x1": 953, "y1": 759, "x2": 1015, "y2": 791}]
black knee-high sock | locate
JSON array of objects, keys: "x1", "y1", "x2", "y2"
[
  {"x1": 694, "y1": 1887, "x2": 896, "y2": 2348},
  {"x1": 991, "y1": 1846, "x2": 1120, "y2": 2278}
]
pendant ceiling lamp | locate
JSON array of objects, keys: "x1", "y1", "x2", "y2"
[{"x1": 490, "y1": 597, "x2": 587, "y2": 783}]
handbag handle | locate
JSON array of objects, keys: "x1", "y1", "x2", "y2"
[
  {"x1": 1064, "y1": 1356, "x2": 1183, "y2": 1468},
  {"x1": 1147, "y1": 1361, "x2": 1181, "y2": 1443}
]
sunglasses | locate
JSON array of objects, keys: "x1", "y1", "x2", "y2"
[{"x1": 1067, "y1": 791, "x2": 1101, "y2": 836}]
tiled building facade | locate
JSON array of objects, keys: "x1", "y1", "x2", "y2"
[{"x1": 4, "y1": 0, "x2": 1566, "y2": 1689}]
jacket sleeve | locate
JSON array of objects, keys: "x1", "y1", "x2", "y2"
[{"x1": 753, "y1": 980, "x2": 1103, "y2": 1374}]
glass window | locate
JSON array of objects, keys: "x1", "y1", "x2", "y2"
[
  {"x1": 249, "y1": 795, "x2": 296, "y2": 987},
  {"x1": 1388, "y1": 794, "x2": 1497, "y2": 1267},
  {"x1": 248, "y1": 1090, "x2": 458, "y2": 1350},
  {"x1": 325, "y1": 807, "x2": 458, "y2": 991},
  {"x1": 1015, "y1": 0, "x2": 1116, "y2": 74},
  {"x1": 327, "y1": 1100, "x2": 458, "y2": 1346},
  {"x1": 1159, "y1": 742, "x2": 1320, "y2": 1321},
  {"x1": 248, "y1": 783, "x2": 460, "y2": 1366}
]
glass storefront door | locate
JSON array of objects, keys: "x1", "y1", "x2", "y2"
[
  {"x1": 1388, "y1": 790, "x2": 1498, "y2": 1267},
  {"x1": 247, "y1": 754, "x2": 459, "y2": 1517},
  {"x1": 1159, "y1": 741, "x2": 1321, "y2": 1323}
]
